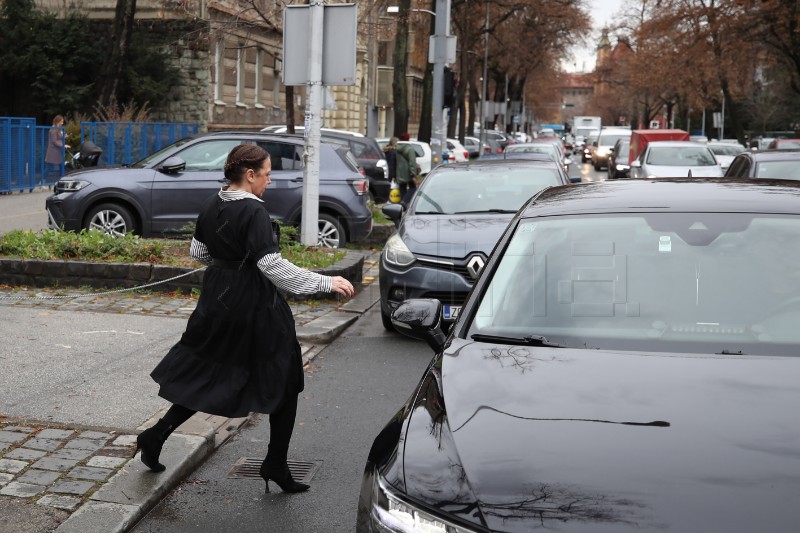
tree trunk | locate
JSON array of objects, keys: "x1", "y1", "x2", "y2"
[
  {"x1": 392, "y1": 0, "x2": 411, "y2": 137},
  {"x1": 99, "y1": 0, "x2": 137, "y2": 108}
]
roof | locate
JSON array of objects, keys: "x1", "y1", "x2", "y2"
[
  {"x1": 523, "y1": 179, "x2": 800, "y2": 217},
  {"x1": 741, "y1": 149, "x2": 800, "y2": 161}
]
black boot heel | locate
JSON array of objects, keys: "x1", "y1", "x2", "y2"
[
  {"x1": 135, "y1": 420, "x2": 174, "y2": 472},
  {"x1": 259, "y1": 463, "x2": 309, "y2": 493}
]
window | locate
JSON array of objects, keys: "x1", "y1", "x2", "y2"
[
  {"x1": 255, "y1": 49, "x2": 264, "y2": 108},
  {"x1": 214, "y1": 41, "x2": 224, "y2": 104},
  {"x1": 177, "y1": 140, "x2": 242, "y2": 171},
  {"x1": 236, "y1": 47, "x2": 245, "y2": 106},
  {"x1": 259, "y1": 142, "x2": 302, "y2": 171}
]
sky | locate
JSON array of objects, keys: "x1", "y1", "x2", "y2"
[{"x1": 564, "y1": 0, "x2": 625, "y2": 73}]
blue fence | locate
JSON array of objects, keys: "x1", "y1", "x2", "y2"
[
  {"x1": 80, "y1": 122, "x2": 200, "y2": 166},
  {"x1": 0, "y1": 119, "x2": 200, "y2": 194}
]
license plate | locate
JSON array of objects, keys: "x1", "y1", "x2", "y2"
[{"x1": 443, "y1": 305, "x2": 462, "y2": 320}]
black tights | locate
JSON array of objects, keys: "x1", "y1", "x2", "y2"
[{"x1": 161, "y1": 393, "x2": 299, "y2": 464}]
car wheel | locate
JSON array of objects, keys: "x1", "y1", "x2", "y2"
[
  {"x1": 381, "y1": 308, "x2": 395, "y2": 331},
  {"x1": 594, "y1": 162, "x2": 601, "y2": 171},
  {"x1": 318, "y1": 213, "x2": 346, "y2": 248},
  {"x1": 84, "y1": 203, "x2": 135, "y2": 237}
]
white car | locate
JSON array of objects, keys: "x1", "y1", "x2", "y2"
[
  {"x1": 630, "y1": 141, "x2": 723, "y2": 178},
  {"x1": 707, "y1": 142, "x2": 746, "y2": 172},
  {"x1": 446, "y1": 138, "x2": 469, "y2": 162},
  {"x1": 376, "y1": 138, "x2": 433, "y2": 175}
]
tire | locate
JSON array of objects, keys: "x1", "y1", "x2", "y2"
[
  {"x1": 594, "y1": 161, "x2": 601, "y2": 171},
  {"x1": 381, "y1": 308, "x2": 395, "y2": 331},
  {"x1": 317, "y1": 213, "x2": 346, "y2": 248},
  {"x1": 84, "y1": 203, "x2": 135, "y2": 237}
]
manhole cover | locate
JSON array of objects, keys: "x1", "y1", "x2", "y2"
[{"x1": 227, "y1": 458, "x2": 322, "y2": 484}]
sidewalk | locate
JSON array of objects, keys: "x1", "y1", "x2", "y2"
[{"x1": 0, "y1": 250, "x2": 381, "y2": 533}]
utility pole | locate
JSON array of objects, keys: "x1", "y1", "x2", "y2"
[
  {"x1": 430, "y1": 0, "x2": 452, "y2": 167},
  {"x1": 479, "y1": 0, "x2": 489, "y2": 147}
]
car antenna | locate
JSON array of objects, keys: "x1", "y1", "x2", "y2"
[{"x1": 688, "y1": 169, "x2": 693, "y2": 178}]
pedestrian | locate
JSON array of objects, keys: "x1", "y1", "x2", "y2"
[
  {"x1": 44, "y1": 115, "x2": 69, "y2": 183},
  {"x1": 395, "y1": 132, "x2": 418, "y2": 206},
  {"x1": 383, "y1": 136, "x2": 398, "y2": 183},
  {"x1": 136, "y1": 144, "x2": 355, "y2": 494}
]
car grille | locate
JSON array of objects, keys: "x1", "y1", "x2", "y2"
[{"x1": 417, "y1": 258, "x2": 471, "y2": 279}]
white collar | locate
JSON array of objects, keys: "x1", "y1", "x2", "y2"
[{"x1": 218, "y1": 188, "x2": 263, "y2": 203}]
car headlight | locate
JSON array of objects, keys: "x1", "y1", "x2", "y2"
[
  {"x1": 56, "y1": 180, "x2": 89, "y2": 192},
  {"x1": 372, "y1": 476, "x2": 475, "y2": 533},
  {"x1": 596, "y1": 148, "x2": 609, "y2": 157},
  {"x1": 383, "y1": 233, "x2": 415, "y2": 267}
]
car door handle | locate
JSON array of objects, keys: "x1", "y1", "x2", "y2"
[{"x1": 292, "y1": 177, "x2": 303, "y2": 183}]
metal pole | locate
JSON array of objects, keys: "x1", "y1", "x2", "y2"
[
  {"x1": 702, "y1": 108, "x2": 706, "y2": 137},
  {"x1": 366, "y1": 6, "x2": 378, "y2": 137},
  {"x1": 431, "y1": 0, "x2": 450, "y2": 167},
  {"x1": 301, "y1": 0, "x2": 324, "y2": 246},
  {"x1": 479, "y1": 0, "x2": 489, "y2": 148},
  {"x1": 720, "y1": 92, "x2": 726, "y2": 140}
]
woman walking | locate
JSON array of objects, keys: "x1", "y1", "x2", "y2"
[{"x1": 137, "y1": 144, "x2": 355, "y2": 493}]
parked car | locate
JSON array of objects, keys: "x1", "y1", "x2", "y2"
[
  {"x1": 503, "y1": 142, "x2": 573, "y2": 173},
  {"x1": 378, "y1": 158, "x2": 574, "y2": 331},
  {"x1": 766, "y1": 138, "x2": 800, "y2": 150},
  {"x1": 630, "y1": 141, "x2": 723, "y2": 179},
  {"x1": 607, "y1": 138, "x2": 631, "y2": 179},
  {"x1": 376, "y1": 138, "x2": 433, "y2": 176},
  {"x1": 479, "y1": 129, "x2": 512, "y2": 150},
  {"x1": 262, "y1": 126, "x2": 389, "y2": 202},
  {"x1": 477, "y1": 137, "x2": 504, "y2": 159},
  {"x1": 724, "y1": 148, "x2": 800, "y2": 180},
  {"x1": 359, "y1": 178, "x2": 800, "y2": 533},
  {"x1": 707, "y1": 141, "x2": 746, "y2": 172},
  {"x1": 462, "y1": 136, "x2": 481, "y2": 159},
  {"x1": 592, "y1": 127, "x2": 632, "y2": 170},
  {"x1": 446, "y1": 138, "x2": 469, "y2": 162},
  {"x1": 46, "y1": 131, "x2": 373, "y2": 248}
]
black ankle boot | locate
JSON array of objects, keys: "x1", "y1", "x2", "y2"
[
  {"x1": 135, "y1": 419, "x2": 174, "y2": 472},
  {"x1": 259, "y1": 459, "x2": 309, "y2": 493}
]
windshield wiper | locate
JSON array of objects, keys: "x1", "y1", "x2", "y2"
[
  {"x1": 413, "y1": 210, "x2": 444, "y2": 215},
  {"x1": 470, "y1": 333, "x2": 564, "y2": 347},
  {"x1": 454, "y1": 209, "x2": 517, "y2": 214}
]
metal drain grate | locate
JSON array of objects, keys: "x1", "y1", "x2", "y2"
[{"x1": 227, "y1": 458, "x2": 322, "y2": 484}]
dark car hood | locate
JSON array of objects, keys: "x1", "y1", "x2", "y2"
[
  {"x1": 401, "y1": 339, "x2": 800, "y2": 532},
  {"x1": 399, "y1": 214, "x2": 514, "y2": 259}
]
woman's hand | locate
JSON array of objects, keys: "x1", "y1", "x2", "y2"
[{"x1": 331, "y1": 276, "x2": 355, "y2": 299}]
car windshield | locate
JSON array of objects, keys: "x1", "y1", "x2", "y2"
[
  {"x1": 504, "y1": 145, "x2": 558, "y2": 161},
  {"x1": 411, "y1": 167, "x2": 561, "y2": 215},
  {"x1": 468, "y1": 213, "x2": 800, "y2": 355},
  {"x1": 598, "y1": 133, "x2": 629, "y2": 146},
  {"x1": 756, "y1": 160, "x2": 800, "y2": 180},
  {"x1": 130, "y1": 137, "x2": 193, "y2": 168},
  {"x1": 646, "y1": 146, "x2": 717, "y2": 166},
  {"x1": 776, "y1": 140, "x2": 800, "y2": 149},
  {"x1": 617, "y1": 143, "x2": 630, "y2": 158},
  {"x1": 709, "y1": 145, "x2": 745, "y2": 156}
]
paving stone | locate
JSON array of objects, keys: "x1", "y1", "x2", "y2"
[
  {"x1": 0, "y1": 481, "x2": 45, "y2": 497},
  {"x1": 111, "y1": 434, "x2": 137, "y2": 447},
  {"x1": 24, "y1": 438, "x2": 62, "y2": 452},
  {"x1": 78, "y1": 431, "x2": 112, "y2": 441},
  {"x1": 64, "y1": 439, "x2": 105, "y2": 451},
  {"x1": 86, "y1": 456, "x2": 128, "y2": 469},
  {"x1": 4, "y1": 448, "x2": 48, "y2": 461},
  {"x1": 67, "y1": 466, "x2": 113, "y2": 481},
  {"x1": 0, "y1": 430, "x2": 28, "y2": 444},
  {"x1": 36, "y1": 494, "x2": 82, "y2": 511},
  {"x1": 36, "y1": 429, "x2": 75, "y2": 440},
  {"x1": 51, "y1": 448, "x2": 94, "y2": 461},
  {"x1": 0, "y1": 458, "x2": 28, "y2": 474},
  {"x1": 49, "y1": 479, "x2": 95, "y2": 496},
  {"x1": 17, "y1": 469, "x2": 61, "y2": 486},
  {"x1": 30, "y1": 456, "x2": 79, "y2": 472},
  {"x1": 0, "y1": 472, "x2": 13, "y2": 484}
]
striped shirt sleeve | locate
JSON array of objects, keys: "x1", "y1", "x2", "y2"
[
  {"x1": 257, "y1": 252, "x2": 333, "y2": 294},
  {"x1": 189, "y1": 237, "x2": 212, "y2": 265}
]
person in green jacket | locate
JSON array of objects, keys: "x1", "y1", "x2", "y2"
[{"x1": 395, "y1": 132, "x2": 418, "y2": 206}]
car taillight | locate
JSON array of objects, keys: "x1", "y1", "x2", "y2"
[
  {"x1": 497, "y1": 147, "x2": 503, "y2": 153},
  {"x1": 359, "y1": 168, "x2": 366, "y2": 176},
  {"x1": 351, "y1": 179, "x2": 369, "y2": 195},
  {"x1": 463, "y1": 151, "x2": 468, "y2": 159}
]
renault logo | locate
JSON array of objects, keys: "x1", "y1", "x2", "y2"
[{"x1": 466, "y1": 255, "x2": 485, "y2": 280}]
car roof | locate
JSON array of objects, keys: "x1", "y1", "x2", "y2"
[
  {"x1": 522, "y1": 179, "x2": 800, "y2": 218},
  {"x1": 646, "y1": 141, "x2": 711, "y2": 148},
  {"x1": 744, "y1": 149, "x2": 800, "y2": 161}
]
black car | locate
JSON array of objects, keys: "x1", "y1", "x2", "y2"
[
  {"x1": 378, "y1": 159, "x2": 574, "y2": 331},
  {"x1": 46, "y1": 131, "x2": 373, "y2": 248},
  {"x1": 724, "y1": 148, "x2": 800, "y2": 180},
  {"x1": 359, "y1": 179, "x2": 800, "y2": 532},
  {"x1": 607, "y1": 138, "x2": 631, "y2": 179}
]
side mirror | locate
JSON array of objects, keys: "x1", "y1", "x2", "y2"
[
  {"x1": 563, "y1": 157, "x2": 573, "y2": 166},
  {"x1": 570, "y1": 176, "x2": 582, "y2": 183},
  {"x1": 159, "y1": 156, "x2": 186, "y2": 174},
  {"x1": 382, "y1": 203, "x2": 404, "y2": 228},
  {"x1": 391, "y1": 299, "x2": 447, "y2": 352}
]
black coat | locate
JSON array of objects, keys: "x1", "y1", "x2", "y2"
[{"x1": 150, "y1": 195, "x2": 303, "y2": 418}]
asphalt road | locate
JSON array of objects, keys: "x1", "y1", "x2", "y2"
[
  {"x1": 0, "y1": 188, "x2": 51, "y2": 235},
  {"x1": 129, "y1": 304, "x2": 433, "y2": 533}
]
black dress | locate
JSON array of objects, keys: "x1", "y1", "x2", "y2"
[{"x1": 150, "y1": 194, "x2": 303, "y2": 418}]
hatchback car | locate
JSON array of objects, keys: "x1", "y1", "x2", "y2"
[
  {"x1": 724, "y1": 148, "x2": 800, "y2": 180},
  {"x1": 630, "y1": 140, "x2": 723, "y2": 178},
  {"x1": 46, "y1": 131, "x2": 373, "y2": 247},
  {"x1": 378, "y1": 159, "x2": 574, "y2": 331},
  {"x1": 592, "y1": 127, "x2": 631, "y2": 170},
  {"x1": 359, "y1": 178, "x2": 800, "y2": 533},
  {"x1": 503, "y1": 142, "x2": 573, "y2": 173},
  {"x1": 607, "y1": 138, "x2": 631, "y2": 178},
  {"x1": 766, "y1": 138, "x2": 800, "y2": 150},
  {"x1": 706, "y1": 141, "x2": 746, "y2": 172}
]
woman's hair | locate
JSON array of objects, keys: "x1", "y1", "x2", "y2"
[
  {"x1": 389, "y1": 136, "x2": 398, "y2": 147},
  {"x1": 52, "y1": 115, "x2": 64, "y2": 126},
  {"x1": 223, "y1": 144, "x2": 270, "y2": 184}
]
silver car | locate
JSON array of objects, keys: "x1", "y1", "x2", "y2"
[{"x1": 630, "y1": 141, "x2": 723, "y2": 179}]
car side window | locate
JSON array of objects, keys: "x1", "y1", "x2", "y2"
[
  {"x1": 178, "y1": 140, "x2": 242, "y2": 171},
  {"x1": 259, "y1": 142, "x2": 302, "y2": 171},
  {"x1": 726, "y1": 157, "x2": 745, "y2": 177}
]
